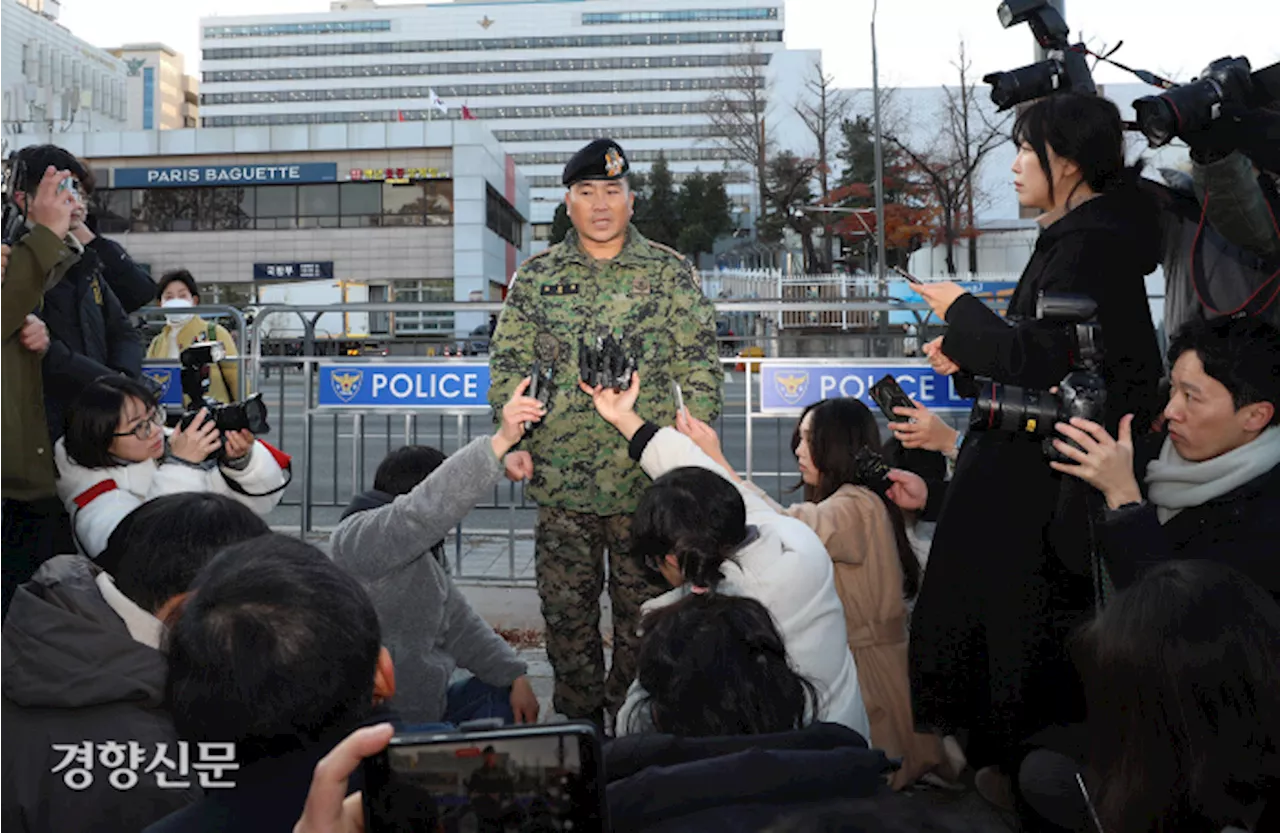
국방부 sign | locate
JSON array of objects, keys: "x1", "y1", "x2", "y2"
[
  {"x1": 319, "y1": 363, "x2": 490, "y2": 408},
  {"x1": 114, "y1": 163, "x2": 339, "y2": 189},
  {"x1": 349, "y1": 167, "x2": 449, "y2": 182},
  {"x1": 759, "y1": 361, "x2": 972, "y2": 414},
  {"x1": 253, "y1": 262, "x2": 335, "y2": 281}
]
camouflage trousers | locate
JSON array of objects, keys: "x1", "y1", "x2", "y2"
[{"x1": 534, "y1": 506, "x2": 667, "y2": 721}]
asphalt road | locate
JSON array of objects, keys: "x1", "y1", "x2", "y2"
[{"x1": 252, "y1": 369, "x2": 967, "y2": 532}]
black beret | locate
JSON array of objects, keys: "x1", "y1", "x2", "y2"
[{"x1": 562, "y1": 139, "x2": 630, "y2": 187}]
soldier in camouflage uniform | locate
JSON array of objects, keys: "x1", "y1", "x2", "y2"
[{"x1": 488, "y1": 139, "x2": 723, "y2": 724}]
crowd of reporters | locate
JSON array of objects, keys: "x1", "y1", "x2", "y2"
[{"x1": 2, "y1": 87, "x2": 1279, "y2": 833}]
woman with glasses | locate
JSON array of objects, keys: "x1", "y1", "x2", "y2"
[{"x1": 53, "y1": 376, "x2": 288, "y2": 558}]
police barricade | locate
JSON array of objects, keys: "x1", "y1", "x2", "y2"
[{"x1": 246, "y1": 300, "x2": 963, "y2": 581}]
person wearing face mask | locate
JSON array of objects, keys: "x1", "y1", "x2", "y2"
[
  {"x1": 146, "y1": 269, "x2": 239, "y2": 405},
  {"x1": 901, "y1": 94, "x2": 1166, "y2": 810}
]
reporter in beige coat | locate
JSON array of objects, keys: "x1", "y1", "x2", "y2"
[{"x1": 678, "y1": 398, "x2": 958, "y2": 790}]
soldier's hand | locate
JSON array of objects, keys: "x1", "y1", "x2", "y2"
[{"x1": 492, "y1": 377, "x2": 545, "y2": 459}]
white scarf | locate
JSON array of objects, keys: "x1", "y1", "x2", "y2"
[{"x1": 1145, "y1": 426, "x2": 1280, "y2": 524}]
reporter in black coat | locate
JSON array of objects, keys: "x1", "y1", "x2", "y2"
[{"x1": 908, "y1": 95, "x2": 1165, "y2": 776}]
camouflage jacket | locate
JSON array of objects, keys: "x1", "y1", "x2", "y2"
[{"x1": 488, "y1": 225, "x2": 722, "y2": 516}]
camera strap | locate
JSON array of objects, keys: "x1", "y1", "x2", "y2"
[{"x1": 220, "y1": 441, "x2": 293, "y2": 498}]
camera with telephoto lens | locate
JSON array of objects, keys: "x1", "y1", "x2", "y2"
[
  {"x1": 982, "y1": 0, "x2": 1096, "y2": 112},
  {"x1": 178, "y1": 342, "x2": 270, "y2": 437},
  {"x1": 1132, "y1": 56, "x2": 1279, "y2": 149},
  {"x1": 579, "y1": 334, "x2": 637, "y2": 392},
  {"x1": 967, "y1": 293, "x2": 1105, "y2": 463}
]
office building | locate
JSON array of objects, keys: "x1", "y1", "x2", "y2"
[
  {"x1": 198, "y1": 0, "x2": 817, "y2": 244},
  {"x1": 2, "y1": 0, "x2": 129, "y2": 136},
  {"x1": 8, "y1": 122, "x2": 529, "y2": 339},
  {"x1": 108, "y1": 44, "x2": 200, "y2": 130}
]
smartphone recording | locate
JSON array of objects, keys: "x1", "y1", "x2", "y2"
[{"x1": 363, "y1": 723, "x2": 607, "y2": 833}]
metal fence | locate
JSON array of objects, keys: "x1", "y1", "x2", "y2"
[{"x1": 228, "y1": 299, "x2": 966, "y2": 583}]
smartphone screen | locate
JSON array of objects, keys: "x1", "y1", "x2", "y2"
[{"x1": 364, "y1": 725, "x2": 606, "y2": 833}]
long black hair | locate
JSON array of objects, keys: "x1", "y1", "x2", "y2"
[
  {"x1": 791, "y1": 398, "x2": 921, "y2": 598},
  {"x1": 1079, "y1": 560, "x2": 1280, "y2": 832},
  {"x1": 631, "y1": 466, "x2": 749, "y2": 591},
  {"x1": 632, "y1": 593, "x2": 818, "y2": 737},
  {"x1": 1012, "y1": 93, "x2": 1137, "y2": 206}
]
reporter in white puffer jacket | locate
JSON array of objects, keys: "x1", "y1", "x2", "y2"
[{"x1": 54, "y1": 375, "x2": 289, "y2": 558}]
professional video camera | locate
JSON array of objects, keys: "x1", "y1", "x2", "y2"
[
  {"x1": 1133, "y1": 57, "x2": 1280, "y2": 151},
  {"x1": 967, "y1": 293, "x2": 1105, "y2": 463},
  {"x1": 178, "y1": 342, "x2": 271, "y2": 437},
  {"x1": 982, "y1": 0, "x2": 1095, "y2": 111},
  {"x1": 578, "y1": 334, "x2": 637, "y2": 392}
]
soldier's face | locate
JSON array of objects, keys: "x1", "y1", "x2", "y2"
[{"x1": 566, "y1": 180, "x2": 633, "y2": 245}]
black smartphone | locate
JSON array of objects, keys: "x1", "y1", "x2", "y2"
[
  {"x1": 363, "y1": 722, "x2": 608, "y2": 833},
  {"x1": 892, "y1": 265, "x2": 924, "y2": 285},
  {"x1": 869, "y1": 374, "x2": 915, "y2": 423}
]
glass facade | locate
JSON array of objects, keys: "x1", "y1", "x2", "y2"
[
  {"x1": 513, "y1": 148, "x2": 734, "y2": 165},
  {"x1": 142, "y1": 67, "x2": 155, "y2": 130},
  {"x1": 202, "y1": 52, "x2": 770, "y2": 84},
  {"x1": 582, "y1": 8, "x2": 778, "y2": 24},
  {"x1": 201, "y1": 75, "x2": 762, "y2": 106},
  {"x1": 496, "y1": 124, "x2": 740, "y2": 142},
  {"x1": 486, "y1": 185, "x2": 525, "y2": 248},
  {"x1": 203, "y1": 99, "x2": 755, "y2": 128},
  {"x1": 203, "y1": 20, "x2": 391, "y2": 38},
  {"x1": 392, "y1": 279, "x2": 454, "y2": 334},
  {"x1": 527, "y1": 169, "x2": 751, "y2": 188},
  {"x1": 89, "y1": 181, "x2": 453, "y2": 233},
  {"x1": 202, "y1": 30, "x2": 782, "y2": 61}
]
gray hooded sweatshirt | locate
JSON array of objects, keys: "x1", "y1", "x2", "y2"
[{"x1": 329, "y1": 436, "x2": 526, "y2": 723}]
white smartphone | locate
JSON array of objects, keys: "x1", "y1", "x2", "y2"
[{"x1": 671, "y1": 380, "x2": 686, "y2": 416}]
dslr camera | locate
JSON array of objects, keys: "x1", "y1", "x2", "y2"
[
  {"x1": 982, "y1": 0, "x2": 1096, "y2": 111},
  {"x1": 1133, "y1": 56, "x2": 1279, "y2": 150},
  {"x1": 967, "y1": 293, "x2": 1105, "y2": 463},
  {"x1": 178, "y1": 342, "x2": 271, "y2": 437}
]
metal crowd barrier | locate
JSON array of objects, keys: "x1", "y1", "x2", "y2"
[
  {"x1": 134, "y1": 303, "x2": 249, "y2": 405},
  {"x1": 241, "y1": 300, "x2": 968, "y2": 582}
]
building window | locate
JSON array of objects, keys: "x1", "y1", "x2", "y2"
[
  {"x1": 340, "y1": 182, "x2": 381, "y2": 227},
  {"x1": 201, "y1": 75, "x2": 761, "y2": 106},
  {"x1": 254, "y1": 185, "x2": 298, "y2": 230},
  {"x1": 583, "y1": 8, "x2": 778, "y2": 24},
  {"x1": 486, "y1": 186, "x2": 524, "y2": 248},
  {"x1": 393, "y1": 279, "x2": 454, "y2": 334},
  {"x1": 298, "y1": 183, "x2": 340, "y2": 228},
  {"x1": 513, "y1": 148, "x2": 735, "y2": 166},
  {"x1": 89, "y1": 189, "x2": 133, "y2": 234},
  {"x1": 203, "y1": 20, "x2": 391, "y2": 39},
  {"x1": 532, "y1": 223, "x2": 553, "y2": 242},
  {"x1": 202, "y1": 29, "x2": 782, "y2": 61},
  {"x1": 198, "y1": 187, "x2": 255, "y2": 230},
  {"x1": 202, "y1": 99, "x2": 757, "y2": 128},
  {"x1": 381, "y1": 180, "x2": 453, "y2": 226},
  {"x1": 142, "y1": 67, "x2": 155, "y2": 130},
  {"x1": 201, "y1": 51, "x2": 771, "y2": 83}
]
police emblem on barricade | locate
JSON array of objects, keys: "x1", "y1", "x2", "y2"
[
  {"x1": 143, "y1": 369, "x2": 173, "y2": 401},
  {"x1": 774, "y1": 372, "x2": 810, "y2": 405},
  {"x1": 604, "y1": 147, "x2": 625, "y2": 178},
  {"x1": 331, "y1": 370, "x2": 364, "y2": 403}
]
